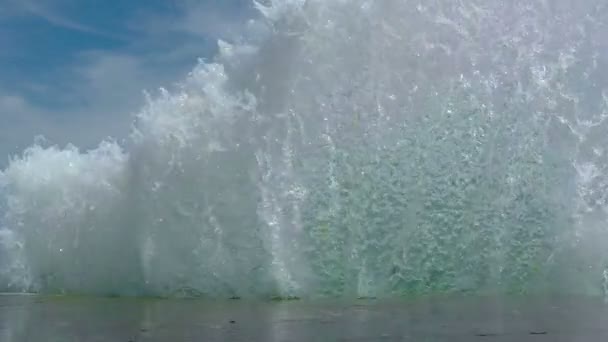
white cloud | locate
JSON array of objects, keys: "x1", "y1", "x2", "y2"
[
  {"x1": 175, "y1": 4, "x2": 249, "y2": 39},
  {"x1": 0, "y1": 95, "x2": 28, "y2": 113},
  {"x1": 0, "y1": 94, "x2": 47, "y2": 163},
  {"x1": 0, "y1": 48, "x2": 199, "y2": 167},
  {"x1": 130, "y1": 0, "x2": 254, "y2": 41},
  {"x1": 0, "y1": 1, "x2": 256, "y2": 167},
  {"x1": 0, "y1": 90, "x2": 126, "y2": 167}
]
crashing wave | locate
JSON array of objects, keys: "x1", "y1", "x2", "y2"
[{"x1": 1, "y1": 0, "x2": 608, "y2": 298}]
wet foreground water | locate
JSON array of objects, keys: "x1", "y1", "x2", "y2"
[{"x1": 1, "y1": 294, "x2": 607, "y2": 341}]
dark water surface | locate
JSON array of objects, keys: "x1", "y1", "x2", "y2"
[{"x1": 1, "y1": 294, "x2": 607, "y2": 341}]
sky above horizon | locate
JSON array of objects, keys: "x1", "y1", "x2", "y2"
[{"x1": 0, "y1": 0, "x2": 255, "y2": 167}]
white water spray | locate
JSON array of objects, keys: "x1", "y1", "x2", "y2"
[{"x1": 2, "y1": 0, "x2": 608, "y2": 298}]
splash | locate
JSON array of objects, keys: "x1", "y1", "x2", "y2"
[{"x1": 2, "y1": 0, "x2": 608, "y2": 298}]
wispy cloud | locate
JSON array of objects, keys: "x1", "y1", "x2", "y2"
[{"x1": 12, "y1": 0, "x2": 128, "y2": 40}]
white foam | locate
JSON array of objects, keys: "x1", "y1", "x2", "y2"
[{"x1": 1, "y1": 0, "x2": 608, "y2": 298}]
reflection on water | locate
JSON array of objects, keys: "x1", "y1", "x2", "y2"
[{"x1": 1, "y1": 294, "x2": 608, "y2": 341}]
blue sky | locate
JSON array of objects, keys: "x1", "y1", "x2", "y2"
[{"x1": 0, "y1": 0, "x2": 255, "y2": 166}]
